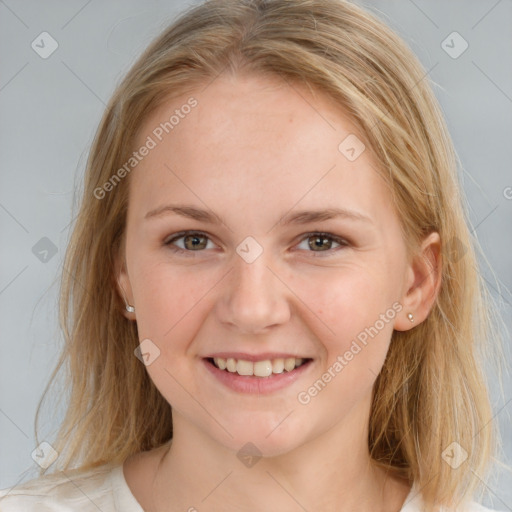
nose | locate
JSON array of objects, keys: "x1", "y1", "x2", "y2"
[{"x1": 216, "y1": 250, "x2": 291, "y2": 334}]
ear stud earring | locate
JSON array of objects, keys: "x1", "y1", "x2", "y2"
[
  {"x1": 118, "y1": 280, "x2": 135, "y2": 314},
  {"x1": 407, "y1": 313, "x2": 414, "y2": 322}
]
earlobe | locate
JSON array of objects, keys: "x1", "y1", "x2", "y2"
[
  {"x1": 115, "y1": 259, "x2": 136, "y2": 320},
  {"x1": 394, "y1": 232, "x2": 442, "y2": 331}
]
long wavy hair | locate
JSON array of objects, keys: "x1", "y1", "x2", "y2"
[{"x1": 32, "y1": 1, "x2": 504, "y2": 510}]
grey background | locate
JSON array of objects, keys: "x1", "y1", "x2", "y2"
[{"x1": 1, "y1": 0, "x2": 511, "y2": 508}]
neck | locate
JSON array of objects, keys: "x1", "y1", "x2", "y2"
[{"x1": 149, "y1": 402, "x2": 410, "y2": 512}]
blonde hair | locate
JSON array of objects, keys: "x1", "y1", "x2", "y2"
[{"x1": 34, "y1": 0, "x2": 505, "y2": 509}]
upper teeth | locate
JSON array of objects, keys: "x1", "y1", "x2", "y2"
[{"x1": 213, "y1": 357, "x2": 306, "y2": 377}]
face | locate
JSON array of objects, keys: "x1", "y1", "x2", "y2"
[{"x1": 118, "y1": 72, "x2": 413, "y2": 456}]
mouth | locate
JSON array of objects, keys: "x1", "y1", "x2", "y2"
[{"x1": 205, "y1": 356, "x2": 313, "y2": 378}]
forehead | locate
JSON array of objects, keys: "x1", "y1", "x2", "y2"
[{"x1": 128, "y1": 73, "x2": 394, "y2": 226}]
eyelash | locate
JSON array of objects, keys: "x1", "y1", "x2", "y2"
[{"x1": 163, "y1": 231, "x2": 350, "y2": 257}]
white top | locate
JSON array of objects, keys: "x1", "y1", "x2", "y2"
[{"x1": 0, "y1": 462, "x2": 500, "y2": 511}]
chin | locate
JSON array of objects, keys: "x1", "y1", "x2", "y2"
[{"x1": 207, "y1": 415, "x2": 309, "y2": 459}]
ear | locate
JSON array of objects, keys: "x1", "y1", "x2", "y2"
[
  {"x1": 115, "y1": 251, "x2": 136, "y2": 321},
  {"x1": 394, "y1": 231, "x2": 442, "y2": 331}
]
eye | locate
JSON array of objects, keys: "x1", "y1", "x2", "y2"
[
  {"x1": 295, "y1": 232, "x2": 349, "y2": 256},
  {"x1": 164, "y1": 231, "x2": 216, "y2": 253},
  {"x1": 164, "y1": 230, "x2": 349, "y2": 256}
]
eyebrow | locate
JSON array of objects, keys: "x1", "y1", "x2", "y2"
[{"x1": 144, "y1": 204, "x2": 373, "y2": 226}]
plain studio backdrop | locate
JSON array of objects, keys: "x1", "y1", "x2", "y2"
[{"x1": 0, "y1": 0, "x2": 511, "y2": 508}]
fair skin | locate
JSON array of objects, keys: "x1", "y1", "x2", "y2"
[{"x1": 118, "y1": 72, "x2": 441, "y2": 512}]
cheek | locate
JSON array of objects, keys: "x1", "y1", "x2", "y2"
[
  {"x1": 131, "y1": 249, "x2": 400, "y2": 365},
  {"x1": 132, "y1": 261, "x2": 212, "y2": 340},
  {"x1": 130, "y1": 264, "x2": 216, "y2": 405},
  {"x1": 297, "y1": 264, "x2": 392, "y2": 331},
  {"x1": 292, "y1": 266, "x2": 397, "y2": 371}
]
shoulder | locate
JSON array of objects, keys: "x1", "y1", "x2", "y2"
[
  {"x1": 403, "y1": 483, "x2": 505, "y2": 512},
  {"x1": 464, "y1": 503, "x2": 504, "y2": 512},
  {"x1": 0, "y1": 463, "x2": 119, "y2": 511}
]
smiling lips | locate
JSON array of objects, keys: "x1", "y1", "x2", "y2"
[{"x1": 209, "y1": 356, "x2": 309, "y2": 377}]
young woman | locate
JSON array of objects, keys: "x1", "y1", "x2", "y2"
[{"x1": 0, "y1": 0, "x2": 504, "y2": 510}]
